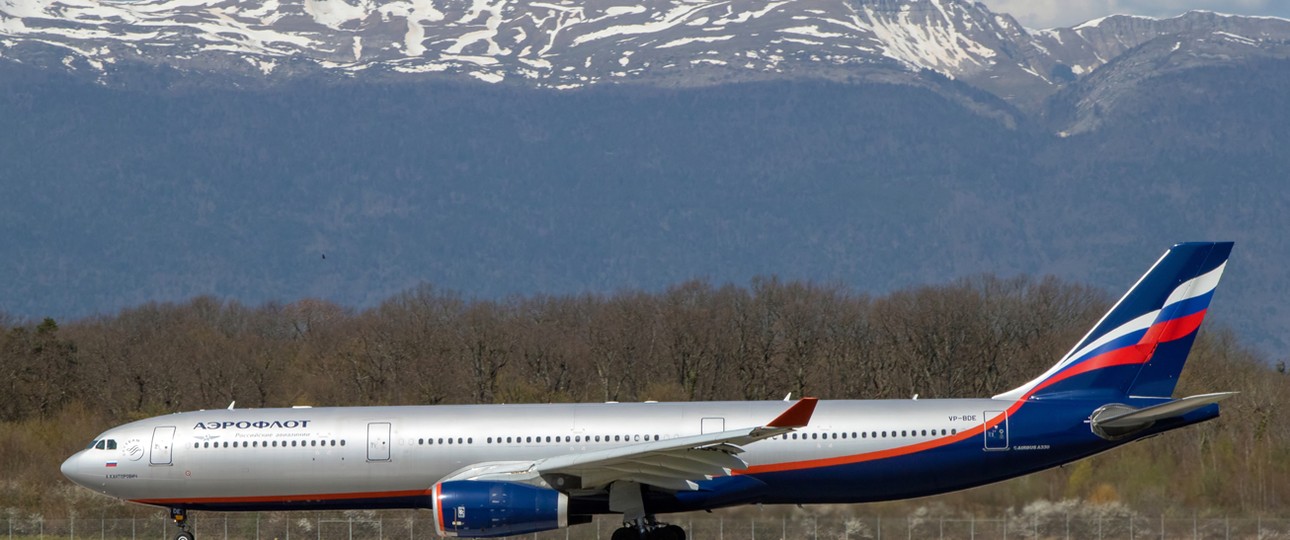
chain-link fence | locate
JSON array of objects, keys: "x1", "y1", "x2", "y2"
[{"x1": 6, "y1": 513, "x2": 1290, "y2": 540}]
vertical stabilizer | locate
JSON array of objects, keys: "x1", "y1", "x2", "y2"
[{"x1": 994, "y1": 242, "x2": 1232, "y2": 401}]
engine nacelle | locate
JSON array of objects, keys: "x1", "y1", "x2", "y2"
[{"x1": 433, "y1": 480, "x2": 569, "y2": 538}]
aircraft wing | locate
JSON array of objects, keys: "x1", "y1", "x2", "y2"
[{"x1": 438, "y1": 398, "x2": 817, "y2": 492}]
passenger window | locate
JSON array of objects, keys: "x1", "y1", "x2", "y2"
[
  {"x1": 194, "y1": 443, "x2": 200, "y2": 449},
  {"x1": 340, "y1": 440, "x2": 346, "y2": 446}
]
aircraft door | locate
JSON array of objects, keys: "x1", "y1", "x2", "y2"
[
  {"x1": 983, "y1": 410, "x2": 1008, "y2": 451},
  {"x1": 368, "y1": 422, "x2": 391, "y2": 461},
  {"x1": 701, "y1": 417, "x2": 725, "y2": 434},
  {"x1": 150, "y1": 426, "x2": 175, "y2": 465}
]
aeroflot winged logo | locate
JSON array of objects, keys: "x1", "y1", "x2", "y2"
[{"x1": 194, "y1": 420, "x2": 312, "y2": 430}]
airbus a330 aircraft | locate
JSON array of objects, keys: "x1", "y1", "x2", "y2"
[{"x1": 63, "y1": 242, "x2": 1235, "y2": 540}]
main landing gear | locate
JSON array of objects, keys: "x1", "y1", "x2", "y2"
[
  {"x1": 169, "y1": 508, "x2": 194, "y2": 540},
  {"x1": 610, "y1": 519, "x2": 686, "y2": 540},
  {"x1": 607, "y1": 481, "x2": 686, "y2": 540}
]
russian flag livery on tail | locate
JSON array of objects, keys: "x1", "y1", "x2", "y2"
[
  {"x1": 62, "y1": 243, "x2": 1236, "y2": 540},
  {"x1": 996, "y1": 242, "x2": 1232, "y2": 402}
]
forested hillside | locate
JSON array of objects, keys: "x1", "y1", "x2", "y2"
[
  {"x1": 2, "y1": 276, "x2": 1287, "y2": 517},
  {"x1": 2, "y1": 59, "x2": 1289, "y2": 354}
]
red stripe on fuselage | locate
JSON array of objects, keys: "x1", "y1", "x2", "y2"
[{"x1": 132, "y1": 488, "x2": 432, "y2": 506}]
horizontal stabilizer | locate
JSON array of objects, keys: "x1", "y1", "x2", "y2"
[{"x1": 1094, "y1": 392, "x2": 1237, "y2": 429}]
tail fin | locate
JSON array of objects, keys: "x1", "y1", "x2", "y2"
[{"x1": 994, "y1": 242, "x2": 1233, "y2": 402}]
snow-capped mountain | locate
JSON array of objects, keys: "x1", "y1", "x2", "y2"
[{"x1": 2, "y1": 0, "x2": 1289, "y2": 109}]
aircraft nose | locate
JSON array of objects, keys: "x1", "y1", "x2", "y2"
[{"x1": 61, "y1": 451, "x2": 89, "y2": 487}]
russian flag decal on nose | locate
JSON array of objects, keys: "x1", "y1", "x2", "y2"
[{"x1": 106, "y1": 461, "x2": 118, "y2": 468}]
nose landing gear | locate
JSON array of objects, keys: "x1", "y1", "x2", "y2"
[{"x1": 170, "y1": 508, "x2": 194, "y2": 540}]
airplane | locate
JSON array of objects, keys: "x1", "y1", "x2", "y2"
[{"x1": 62, "y1": 242, "x2": 1235, "y2": 540}]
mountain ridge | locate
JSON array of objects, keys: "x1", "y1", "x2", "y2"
[{"x1": 4, "y1": 0, "x2": 1290, "y2": 122}]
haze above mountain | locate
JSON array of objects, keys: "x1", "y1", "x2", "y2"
[{"x1": 1, "y1": 0, "x2": 1288, "y2": 354}]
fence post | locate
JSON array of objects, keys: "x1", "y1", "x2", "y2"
[
  {"x1": 877, "y1": 516, "x2": 881, "y2": 540},
  {"x1": 223, "y1": 515, "x2": 228, "y2": 540},
  {"x1": 970, "y1": 515, "x2": 974, "y2": 540},
  {"x1": 750, "y1": 517, "x2": 754, "y2": 540},
  {"x1": 813, "y1": 516, "x2": 817, "y2": 540}
]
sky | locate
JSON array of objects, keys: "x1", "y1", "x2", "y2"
[{"x1": 978, "y1": 0, "x2": 1290, "y2": 29}]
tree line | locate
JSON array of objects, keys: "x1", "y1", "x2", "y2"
[{"x1": 1, "y1": 275, "x2": 1286, "y2": 517}]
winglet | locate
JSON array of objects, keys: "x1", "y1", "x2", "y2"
[{"x1": 766, "y1": 397, "x2": 818, "y2": 428}]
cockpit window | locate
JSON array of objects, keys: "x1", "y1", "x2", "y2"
[
  {"x1": 87, "y1": 439, "x2": 100, "y2": 450},
  {"x1": 106, "y1": 439, "x2": 117, "y2": 450},
  {"x1": 94, "y1": 440, "x2": 106, "y2": 450}
]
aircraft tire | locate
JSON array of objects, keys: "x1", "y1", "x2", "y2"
[
  {"x1": 660, "y1": 524, "x2": 686, "y2": 540},
  {"x1": 174, "y1": 531, "x2": 195, "y2": 540},
  {"x1": 611, "y1": 526, "x2": 638, "y2": 540}
]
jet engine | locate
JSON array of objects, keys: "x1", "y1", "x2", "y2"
[{"x1": 433, "y1": 480, "x2": 587, "y2": 538}]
